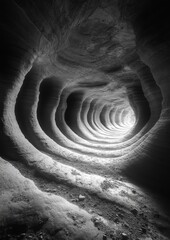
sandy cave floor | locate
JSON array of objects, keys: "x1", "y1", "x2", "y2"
[{"x1": 0, "y1": 155, "x2": 170, "y2": 240}]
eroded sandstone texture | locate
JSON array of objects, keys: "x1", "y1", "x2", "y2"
[{"x1": 0, "y1": 0, "x2": 170, "y2": 239}]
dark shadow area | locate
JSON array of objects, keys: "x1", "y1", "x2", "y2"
[{"x1": 64, "y1": 90, "x2": 85, "y2": 137}]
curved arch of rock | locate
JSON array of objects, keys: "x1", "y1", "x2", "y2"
[{"x1": 0, "y1": 0, "x2": 170, "y2": 239}]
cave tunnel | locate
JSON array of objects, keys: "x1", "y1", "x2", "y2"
[{"x1": 0, "y1": 0, "x2": 170, "y2": 239}]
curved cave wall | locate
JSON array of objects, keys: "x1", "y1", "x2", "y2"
[{"x1": 0, "y1": 0, "x2": 170, "y2": 239}]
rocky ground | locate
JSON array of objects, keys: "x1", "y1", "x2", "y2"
[{"x1": 0, "y1": 157, "x2": 170, "y2": 240}]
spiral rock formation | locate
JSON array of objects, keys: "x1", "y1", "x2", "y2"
[{"x1": 0, "y1": 0, "x2": 170, "y2": 239}]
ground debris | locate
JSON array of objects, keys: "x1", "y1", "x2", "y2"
[
  {"x1": 78, "y1": 194, "x2": 86, "y2": 201},
  {"x1": 131, "y1": 209, "x2": 138, "y2": 216},
  {"x1": 121, "y1": 232, "x2": 128, "y2": 239},
  {"x1": 103, "y1": 234, "x2": 107, "y2": 240}
]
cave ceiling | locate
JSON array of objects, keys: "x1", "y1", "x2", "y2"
[{"x1": 14, "y1": 0, "x2": 139, "y2": 106}]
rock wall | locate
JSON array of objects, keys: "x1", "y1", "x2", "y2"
[{"x1": 0, "y1": 0, "x2": 170, "y2": 239}]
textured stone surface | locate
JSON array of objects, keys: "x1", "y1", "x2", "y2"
[{"x1": 0, "y1": 0, "x2": 170, "y2": 239}]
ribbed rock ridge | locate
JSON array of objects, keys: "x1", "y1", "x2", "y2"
[{"x1": 0, "y1": 0, "x2": 170, "y2": 239}]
